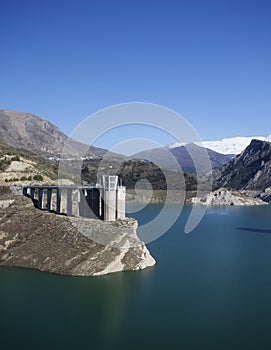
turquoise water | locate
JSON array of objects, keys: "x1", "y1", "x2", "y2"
[{"x1": 1, "y1": 204, "x2": 271, "y2": 350}]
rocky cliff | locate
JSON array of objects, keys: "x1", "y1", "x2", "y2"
[
  {"x1": 212, "y1": 139, "x2": 271, "y2": 192},
  {"x1": 0, "y1": 196, "x2": 155, "y2": 276}
]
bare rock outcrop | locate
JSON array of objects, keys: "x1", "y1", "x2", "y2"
[{"x1": 191, "y1": 188, "x2": 267, "y2": 206}]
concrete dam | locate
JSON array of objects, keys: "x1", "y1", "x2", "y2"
[{"x1": 22, "y1": 175, "x2": 126, "y2": 221}]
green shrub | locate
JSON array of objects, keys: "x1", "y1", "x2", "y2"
[
  {"x1": 11, "y1": 155, "x2": 20, "y2": 162},
  {"x1": 0, "y1": 159, "x2": 11, "y2": 171},
  {"x1": 9, "y1": 177, "x2": 19, "y2": 182},
  {"x1": 33, "y1": 174, "x2": 43, "y2": 181}
]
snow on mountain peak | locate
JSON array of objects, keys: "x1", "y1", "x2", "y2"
[{"x1": 168, "y1": 135, "x2": 271, "y2": 155}]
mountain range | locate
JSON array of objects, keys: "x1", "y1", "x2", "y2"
[
  {"x1": 132, "y1": 143, "x2": 232, "y2": 175},
  {"x1": 0, "y1": 109, "x2": 235, "y2": 175},
  {"x1": 1, "y1": 109, "x2": 271, "y2": 199},
  {"x1": 169, "y1": 135, "x2": 271, "y2": 155}
]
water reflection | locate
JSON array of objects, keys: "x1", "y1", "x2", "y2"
[
  {"x1": 0, "y1": 266, "x2": 155, "y2": 350},
  {"x1": 84, "y1": 268, "x2": 154, "y2": 348}
]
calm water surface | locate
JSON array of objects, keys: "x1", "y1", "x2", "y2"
[{"x1": 1, "y1": 204, "x2": 271, "y2": 350}]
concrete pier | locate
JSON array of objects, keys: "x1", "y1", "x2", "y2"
[
  {"x1": 47, "y1": 188, "x2": 52, "y2": 211},
  {"x1": 66, "y1": 188, "x2": 73, "y2": 217},
  {"x1": 30, "y1": 187, "x2": 35, "y2": 201},
  {"x1": 56, "y1": 188, "x2": 61, "y2": 214},
  {"x1": 38, "y1": 188, "x2": 43, "y2": 209}
]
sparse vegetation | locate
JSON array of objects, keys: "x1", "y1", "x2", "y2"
[
  {"x1": 81, "y1": 158, "x2": 210, "y2": 199},
  {"x1": 0, "y1": 186, "x2": 11, "y2": 196},
  {"x1": 0, "y1": 141, "x2": 58, "y2": 183},
  {"x1": 11, "y1": 155, "x2": 20, "y2": 162},
  {"x1": 4, "y1": 174, "x2": 44, "y2": 182},
  {"x1": 33, "y1": 174, "x2": 43, "y2": 181},
  {"x1": 6, "y1": 177, "x2": 19, "y2": 182},
  {"x1": 0, "y1": 158, "x2": 11, "y2": 171}
]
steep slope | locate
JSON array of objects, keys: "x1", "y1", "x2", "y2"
[
  {"x1": 0, "y1": 110, "x2": 116, "y2": 158},
  {"x1": 133, "y1": 143, "x2": 232, "y2": 175},
  {"x1": 212, "y1": 139, "x2": 271, "y2": 191}
]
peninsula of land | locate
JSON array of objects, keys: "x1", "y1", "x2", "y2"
[{"x1": 0, "y1": 195, "x2": 155, "y2": 276}]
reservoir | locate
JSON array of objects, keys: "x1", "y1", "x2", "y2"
[{"x1": 1, "y1": 204, "x2": 271, "y2": 349}]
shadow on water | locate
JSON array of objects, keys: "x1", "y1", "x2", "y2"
[{"x1": 236, "y1": 227, "x2": 271, "y2": 234}]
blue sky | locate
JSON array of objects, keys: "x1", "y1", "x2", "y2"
[{"x1": 1, "y1": 0, "x2": 270, "y2": 150}]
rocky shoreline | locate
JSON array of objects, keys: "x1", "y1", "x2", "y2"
[{"x1": 190, "y1": 187, "x2": 267, "y2": 206}]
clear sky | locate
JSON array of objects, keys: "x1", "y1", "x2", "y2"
[{"x1": 1, "y1": 0, "x2": 270, "y2": 150}]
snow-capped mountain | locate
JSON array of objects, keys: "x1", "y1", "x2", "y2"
[{"x1": 168, "y1": 135, "x2": 271, "y2": 155}]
